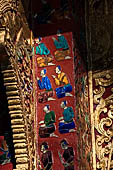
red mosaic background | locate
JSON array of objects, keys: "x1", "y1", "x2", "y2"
[{"x1": 35, "y1": 32, "x2": 78, "y2": 170}]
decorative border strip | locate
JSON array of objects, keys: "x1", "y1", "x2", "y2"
[
  {"x1": 88, "y1": 70, "x2": 96, "y2": 170},
  {"x1": 2, "y1": 64, "x2": 29, "y2": 170}
]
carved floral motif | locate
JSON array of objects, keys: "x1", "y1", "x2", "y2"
[
  {"x1": 86, "y1": 0, "x2": 113, "y2": 169},
  {"x1": 93, "y1": 70, "x2": 113, "y2": 169}
]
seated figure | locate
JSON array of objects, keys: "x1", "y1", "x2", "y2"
[
  {"x1": 52, "y1": 66, "x2": 72, "y2": 98},
  {"x1": 37, "y1": 69, "x2": 56, "y2": 103},
  {"x1": 37, "y1": 68, "x2": 52, "y2": 91},
  {"x1": 38, "y1": 142, "x2": 53, "y2": 170},
  {"x1": 39, "y1": 105, "x2": 58, "y2": 138},
  {"x1": 35, "y1": 37, "x2": 54, "y2": 67},
  {"x1": 52, "y1": 30, "x2": 71, "y2": 61},
  {"x1": 58, "y1": 139, "x2": 74, "y2": 170},
  {"x1": 58, "y1": 101, "x2": 76, "y2": 134}
]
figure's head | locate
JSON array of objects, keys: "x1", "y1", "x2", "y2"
[
  {"x1": 60, "y1": 139, "x2": 68, "y2": 149},
  {"x1": 43, "y1": 105, "x2": 50, "y2": 113},
  {"x1": 35, "y1": 37, "x2": 42, "y2": 44},
  {"x1": 61, "y1": 101, "x2": 67, "y2": 108},
  {"x1": 41, "y1": 142, "x2": 48, "y2": 152},
  {"x1": 57, "y1": 29, "x2": 62, "y2": 36},
  {"x1": 56, "y1": 65, "x2": 61, "y2": 74},
  {"x1": 40, "y1": 68, "x2": 46, "y2": 77}
]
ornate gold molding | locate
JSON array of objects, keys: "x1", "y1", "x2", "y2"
[
  {"x1": 86, "y1": 0, "x2": 113, "y2": 169},
  {"x1": 93, "y1": 69, "x2": 113, "y2": 169},
  {"x1": 0, "y1": 0, "x2": 18, "y2": 18},
  {"x1": 88, "y1": 70, "x2": 96, "y2": 170},
  {"x1": 2, "y1": 65, "x2": 29, "y2": 170},
  {"x1": 0, "y1": 0, "x2": 34, "y2": 170}
]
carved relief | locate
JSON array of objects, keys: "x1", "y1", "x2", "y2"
[
  {"x1": 86, "y1": 0, "x2": 113, "y2": 169},
  {"x1": 93, "y1": 70, "x2": 113, "y2": 169},
  {"x1": 8, "y1": 41, "x2": 34, "y2": 170},
  {"x1": 0, "y1": 0, "x2": 34, "y2": 170},
  {"x1": 0, "y1": 0, "x2": 18, "y2": 17},
  {"x1": 1, "y1": 45, "x2": 34, "y2": 170}
]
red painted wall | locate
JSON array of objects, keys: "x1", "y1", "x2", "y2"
[{"x1": 35, "y1": 32, "x2": 78, "y2": 170}]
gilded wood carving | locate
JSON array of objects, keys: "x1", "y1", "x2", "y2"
[
  {"x1": 93, "y1": 70, "x2": 113, "y2": 169},
  {"x1": 86, "y1": 0, "x2": 113, "y2": 169},
  {"x1": 0, "y1": 0, "x2": 34, "y2": 170}
]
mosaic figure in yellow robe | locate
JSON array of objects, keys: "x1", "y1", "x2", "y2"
[{"x1": 52, "y1": 66, "x2": 72, "y2": 98}]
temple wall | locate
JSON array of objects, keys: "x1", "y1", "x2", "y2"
[{"x1": 1, "y1": 0, "x2": 113, "y2": 170}]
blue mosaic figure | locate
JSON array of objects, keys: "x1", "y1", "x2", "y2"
[
  {"x1": 58, "y1": 101, "x2": 75, "y2": 134},
  {"x1": 35, "y1": 37, "x2": 50, "y2": 55},
  {"x1": 37, "y1": 68, "x2": 52, "y2": 91},
  {"x1": 52, "y1": 30, "x2": 69, "y2": 50}
]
